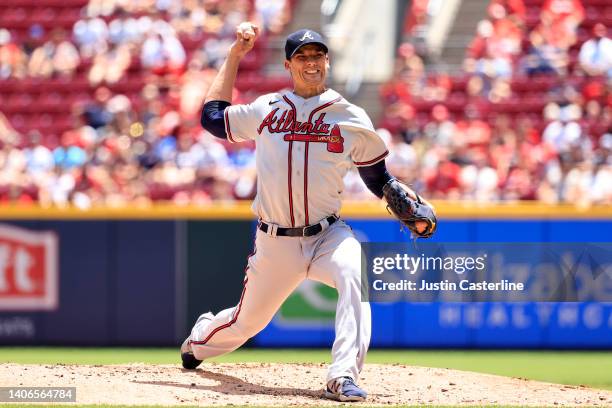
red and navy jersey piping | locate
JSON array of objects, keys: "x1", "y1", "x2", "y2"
[{"x1": 354, "y1": 150, "x2": 389, "y2": 166}]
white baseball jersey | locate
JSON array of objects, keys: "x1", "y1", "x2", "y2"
[{"x1": 224, "y1": 88, "x2": 388, "y2": 227}]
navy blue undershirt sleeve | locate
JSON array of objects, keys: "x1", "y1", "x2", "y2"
[
  {"x1": 358, "y1": 159, "x2": 393, "y2": 199},
  {"x1": 201, "y1": 100, "x2": 232, "y2": 139}
]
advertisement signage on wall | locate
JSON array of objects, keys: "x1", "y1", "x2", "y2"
[
  {"x1": 254, "y1": 219, "x2": 612, "y2": 348},
  {"x1": 0, "y1": 224, "x2": 58, "y2": 311},
  {"x1": 0, "y1": 220, "x2": 179, "y2": 345}
]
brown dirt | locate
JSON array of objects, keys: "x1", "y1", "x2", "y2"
[{"x1": 1, "y1": 362, "x2": 611, "y2": 406}]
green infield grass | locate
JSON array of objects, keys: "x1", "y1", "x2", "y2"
[{"x1": 1, "y1": 348, "x2": 611, "y2": 391}]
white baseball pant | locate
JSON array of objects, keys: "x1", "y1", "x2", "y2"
[{"x1": 189, "y1": 219, "x2": 371, "y2": 382}]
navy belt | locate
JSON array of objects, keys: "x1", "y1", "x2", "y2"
[{"x1": 259, "y1": 215, "x2": 338, "y2": 237}]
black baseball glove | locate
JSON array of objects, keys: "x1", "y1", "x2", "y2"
[{"x1": 382, "y1": 179, "x2": 437, "y2": 238}]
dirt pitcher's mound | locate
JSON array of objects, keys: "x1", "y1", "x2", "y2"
[{"x1": 2, "y1": 362, "x2": 611, "y2": 406}]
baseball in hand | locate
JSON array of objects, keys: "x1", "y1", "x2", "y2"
[{"x1": 238, "y1": 22, "x2": 256, "y2": 40}]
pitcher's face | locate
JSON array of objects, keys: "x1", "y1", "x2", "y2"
[{"x1": 285, "y1": 44, "x2": 329, "y2": 90}]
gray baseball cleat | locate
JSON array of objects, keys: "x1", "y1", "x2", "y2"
[
  {"x1": 324, "y1": 377, "x2": 367, "y2": 402},
  {"x1": 180, "y1": 312, "x2": 214, "y2": 369}
]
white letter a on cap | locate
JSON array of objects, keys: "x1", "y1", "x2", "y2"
[{"x1": 300, "y1": 31, "x2": 314, "y2": 41}]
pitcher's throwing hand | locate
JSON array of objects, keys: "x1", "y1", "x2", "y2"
[{"x1": 231, "y1": 22, "x2": 259, "y2": 58}]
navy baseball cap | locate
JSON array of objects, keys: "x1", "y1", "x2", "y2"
[{"x1": 285, "y1": 29, "x2": 328, "y2": 60}]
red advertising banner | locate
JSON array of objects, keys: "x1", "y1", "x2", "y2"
[{"x1": 0, "y1": 224, "x2": 58, "y2": 311}]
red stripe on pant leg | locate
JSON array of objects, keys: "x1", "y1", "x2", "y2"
[
  {"x1": 190, "y1": 237, "x2": 256, "y2": 346},
  {"x1": 190, "y1": 276, "x2": 249, "y2": 346}
]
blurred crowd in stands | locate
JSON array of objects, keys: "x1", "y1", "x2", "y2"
[
  {"x1": 0, "y1": 0, "x2": 610, "y2": 207},
  {"x1": 0, "y1": 0, "x2": 290, "y2": 207},
  {"x1": 381, "y1": 0, "x2": 611, "y2": 205}
]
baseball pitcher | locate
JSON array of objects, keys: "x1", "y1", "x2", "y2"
[{"x1": 180, "y1": 23, "x2": 437, "y2": 402}]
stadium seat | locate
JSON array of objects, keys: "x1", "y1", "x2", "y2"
[
  {"x1": 525, "y1": 9, "x2": 540, "y2": 29},
  {"x1": 0, "y1": 80, "x2": 20, "y2": 93},
  {"x1": 446, "y1": 93, "x2": 468, "y2": 111},
  {"x1": 451, "y1": 76, "x2": 469, "y2": 92}
]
